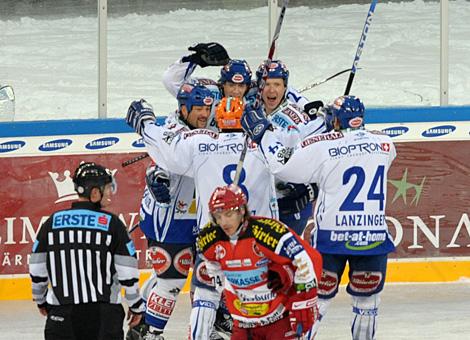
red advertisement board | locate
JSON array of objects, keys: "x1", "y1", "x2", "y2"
[
  {"x1": 0, "y1": 153, "x2": 152, "y2": 275},
  {"x1": 1, "y1": 140, "x2": 470, "y2": 276},
  {"x1": 387, "y1": 141, "x2": 470, "y2": 258}
]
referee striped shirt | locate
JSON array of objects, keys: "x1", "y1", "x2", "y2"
[{"x1": 29, "y1": 201, "x2": 143, "y2": 312}]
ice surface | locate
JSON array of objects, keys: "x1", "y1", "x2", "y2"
[
  {"x1": 2, "y1": 282, "x2": 469, "y2": 339},
  {"x1": 0, "y1": 0, "x2": 469, "y2": 121}
]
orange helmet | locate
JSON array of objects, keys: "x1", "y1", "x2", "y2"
[{"x1": 215, "y1": 96, "x2": 244, "y2": 130}]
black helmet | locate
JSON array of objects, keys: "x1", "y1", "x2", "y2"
[{"x1": 72, "y1": 162, "x2": 114, "y2": 198}]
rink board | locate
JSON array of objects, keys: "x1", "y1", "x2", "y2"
[{"x1": 1, "y1": 106, "x2": 470, "y2": 300}]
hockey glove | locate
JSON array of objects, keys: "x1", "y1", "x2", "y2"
[
  {"x1": 267, "y1": 262, "x2": 294, "y2": 294},
  {"x1": 126, "y1": 99, "x2": 156, "y2": 136},
  {"x1": 288, "y1": 293, "x2": 319, "y2": 337},
  {"x1": 129, "y1": 297, "x2": 145, "y2": 314},
  {"x1": 181, "y1": 42, "x2": 230, "y2": 68},
  {"x1": 316, "y1": 105, "x2": 334, "y2": 132},
  {"x1": 276, "y1": 183, "x2": 319, "y2": 215},
  {"x1": 145, "y1": 167, "x2": 171, "y2": 205},
  {"x1": 241, "y1": 105, "x2": 272, "y2": 144},
  {"x1": 303, "y1": 100, "x2": 324, "y2": 120}
]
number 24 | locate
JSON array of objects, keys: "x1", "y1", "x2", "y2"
[{"x1": 340, "y1": 166, "x2": 385, "y2": 211}]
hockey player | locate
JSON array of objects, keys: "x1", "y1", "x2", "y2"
[
  {"x1": 127, "y1": 83, "x2": 214, "y2": 340},
  {"x1": 197, "y1": 184, "x2": 322, "y2": 339},
  {"x1": 162, "y1": 42, "x2": 310, "y2": 121},
  {"x1": 241, "y1": 95, "x2": 397, "y2": 340},
  {"x1": 126, "y1": 89, "x2": 282, "y2": 339},
  {"x1": 30, "y1": 162, "x2": 145, "y2": 340},
  {"x1": 163, "y1": 43, "x2": 325, "y2": 233},
  {"x1": 254, "y1": 59, "x2": 325, "y2": 235}
]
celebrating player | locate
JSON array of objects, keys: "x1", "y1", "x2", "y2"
[
  {"x1": 127, "y1": 83, "x2": 213, "y2": 340},
  {"x1": 242, "y1": 95, "x2": 397, "y2": 340},
  {"x1": 126, "y1": 85, "x2": 280, "y2": 339}
]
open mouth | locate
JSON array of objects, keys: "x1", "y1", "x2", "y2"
[{"x1": 266, "y1": 95, "x2": 278, "y2": 107}]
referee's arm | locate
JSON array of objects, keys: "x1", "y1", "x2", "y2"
[
  {"x1": 113, "y1": 217, "x2": 145, "y2": 314},
  {"x1": 29, "y1": 217, "x2": 51, "y2": 315}
]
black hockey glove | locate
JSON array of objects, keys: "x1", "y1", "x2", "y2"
[
  {"x1": 181, "y1": 42, "x2": 230, "y2": 68},
  {"x1": 303, "y1": 100, "x2": 324, "y2": 120},
  {"x1": 126, "y1": 99, "x2": 156, "y2": 136},
  {"x1": 276, "y1": 183, "x2": 318, "y2": 215}
]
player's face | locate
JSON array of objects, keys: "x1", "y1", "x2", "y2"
[
  {"x1": 100, "y1": 183, "x2": 113, "y2": 208},
  {"x1": 262, "y1": 78, "x2": 286, "y2": 114},
  {"x1": 223, "y1": 82, "x2": 248, "y2": 99},
  {"x1": 183, "y1": 105, "x2": 211, "y2": 128},
  {"x1": 90, "y1": 183, "x2": 113, "y2": 208},
  {"x1": 213, "y1": 208, "x2": 244, "y2": 237}
]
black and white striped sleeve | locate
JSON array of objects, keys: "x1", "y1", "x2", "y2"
[
  {"x1": 29, "y1": 218, "x2": 51, "y2": 306},
  {"x1": 113, "y1": 218, "x2": 145, "y2": 313}
]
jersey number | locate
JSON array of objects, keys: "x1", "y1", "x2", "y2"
[
  {"x1": 339, "y1": 165, "x2": 385, "y2": 211},
  {"x1": 222, "y1": 164, "x2": 249, "y2": 200}
]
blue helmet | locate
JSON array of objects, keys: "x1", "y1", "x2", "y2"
[
  {"x1": 330, "y1": 95, "x2": 365, "y2": 129},
  {"x1": 219, "y1": 59, "x2": 252, "y2": 85},
  {"x1": 256, "y1": 59, "x2": 289, "y2": 86},
  {"x1": 177, "y1": 83, "x2": 214, "y2": 113}
]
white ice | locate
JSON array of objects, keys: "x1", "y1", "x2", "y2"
[
  {"x1": 1, "y1": 282, "x2": 469, "y2": 339},
  {"x1": 0, "y1": 0, "x2": 469, "y2": 121}
]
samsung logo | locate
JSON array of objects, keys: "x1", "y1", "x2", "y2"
[
  {"x1": 382, "y1": 126, "x2": 409, "y2": 137},
  {"x1": 422, "y1": 125, "x2": 456, "y2": 137},
  {"x1": 132, "y1": 138, "x2": 145, "y2": 148},
  {"x1": 85, "y1": 137, "x2": 119, "y2": 150},
  {"x1": 38, "y1": 138, "x2": 72, "y2": 151},
  {"x1": 0, "y1": 140, "x2": 26, "y2": 153}
]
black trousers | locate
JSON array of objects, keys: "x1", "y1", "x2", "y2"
[{"x1": 44, "y1": 303, "x2": 125, "y2": 340}]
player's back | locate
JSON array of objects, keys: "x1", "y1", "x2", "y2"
[
  {"x1": 311, "y1": 129, "x2": 396, "y2": 255},
  {"x1": 189, "y1": 131, "x2": 278, "y2": 228}
]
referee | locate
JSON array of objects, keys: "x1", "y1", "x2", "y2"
[{"x1": 29, "y1": 162, "x2": 145, "y2": 340}]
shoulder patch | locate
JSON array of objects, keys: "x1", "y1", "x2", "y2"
[
  {"x1": 250, "y1": 218, "x2": 288, "y2": 251},
  {"x1": 301, "y1": 131, "x2": 344, "y2": 148},
  {"x1": 183, "y1": 129, "x2": 219, "y2": 140},
  {"x1": 281, "y1": 106, "x2": 302, "y2": 125},
  {"x1": 197, "y1": 224, "x2": 222, "y2": 253}
]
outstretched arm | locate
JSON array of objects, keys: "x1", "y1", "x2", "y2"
[
  {"x1": 126, "y1": 99, "x2": 195, "y2": 177},
  {"x1": 163, "y1": 42, "x2": 230, "y2": 97}
]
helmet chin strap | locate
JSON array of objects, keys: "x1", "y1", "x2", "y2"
[{"x1": 229, "y1": 219, "x2": 248, "y2": 241}]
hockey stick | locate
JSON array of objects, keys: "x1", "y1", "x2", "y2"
[
  {"x1": 129, "y1": 223, "x2": 139, "y2": 234},
  {"x1": 233, "y1": 0, "x2": 289, "y2": 185},
  {"x1": 344, "y1": 0, "x2": 378, "y2": 95},
  {"x1": 298, "y1": 68, "x2": 353, "y2": 94},
  {"x1": 121, "y1": 153, "x2": 149, "y2": 167}
]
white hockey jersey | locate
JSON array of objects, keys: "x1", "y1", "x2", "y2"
[
  {"x1": 139, "y1": 170, "x2": 197, "y2": 244},
  {"x1": 260, "y1": 128, "x2": 397, "y2": 255},
  {"x1": 138, "y1": 114, "x2": 199, "y2": 244},
  {"x1": 267, "y1": 100, "x2": 326, "y2": 145},
  {"x1": 141, "y1": 121, "x2": 279, "y2": 229}
]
